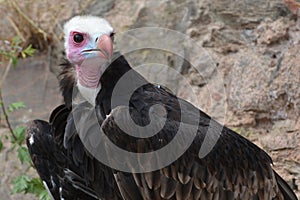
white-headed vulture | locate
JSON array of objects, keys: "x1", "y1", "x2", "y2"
[{"x1": 26, "y1": 16, "x2": 297, "y2": 200}]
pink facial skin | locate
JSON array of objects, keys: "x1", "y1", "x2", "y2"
[{"x1": 66, "y1": 31, "x2": 88, "y2": 65}]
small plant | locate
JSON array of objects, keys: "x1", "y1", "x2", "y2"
[
  {"x1": 13, "y1": 175, "x2": 50, "y2": 200},
  {"x1": 0, "y1": 36, "x2": 50, "y2": 200},
  {"x1": 0, "y1": 36, "x2": 35, "y2": 67}
]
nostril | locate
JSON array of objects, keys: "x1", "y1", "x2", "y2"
[{"x1": 95, "y1": 37, "x2": 99, "y2": 42}]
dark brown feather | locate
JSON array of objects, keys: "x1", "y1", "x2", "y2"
[{"x1": 59, "y1": 60, "x2": 77, "y2": 108}]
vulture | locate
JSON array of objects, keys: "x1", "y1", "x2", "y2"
[{"x1": 26, "y1": 15, "x2": 297, "y2": 200}]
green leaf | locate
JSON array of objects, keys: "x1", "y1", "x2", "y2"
[
  {"x1": 12, "y1": 174, "x2": 30, "y2": 194},
  {"x1": 11, "y1": 36, "x2": 22, "y2": 47},
  {"x1": 8, "y1": 101, "x2": 26, "y2": 113},
  {"x1": 12, "y1": 175, "x2": 50, "y2": 199},
  {"x1": 25, "y1": 178, "x2": 44, "y2": 193},
  {"x1": 11, "y1": 56, "x2": 18, "y2": 68},
  {"x1": 13, "y1": 126, "x2": 26, "y2": 145},
  {"x1": 27, "y1": 178, "x2": 51, "y2": 200},
  {"x1": 39, "y1": 189, "x2": 51, "y2": 200},
  {"x1": 15, "y1": 176, "x2": 51, "y2": 200},
  {"x1": 21, "y1": 51, "x2": 26, "y2": 59},
  {"x1": 0, "y1": 138, "x2": 3, "y2": 151},
  {"x1": 17, "y1": 146, "x2": 32, "y2": 164},
  {"x1": 22, "y1": 44, "x2": 35, "y2": 58}
]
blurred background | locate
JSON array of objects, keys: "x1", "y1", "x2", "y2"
[{"x1": 0, "y1": 0, "x2": 299, "y2": 199}]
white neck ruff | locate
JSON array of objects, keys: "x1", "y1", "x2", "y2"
[{"x1": 77, "y1": 81, "x2": 101, "y2": 106}]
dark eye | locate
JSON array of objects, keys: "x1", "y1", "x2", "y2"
[
  {"x1": 109, "y1": 32, "x2": 115, "y2": 42},
  {"x1": 73, "y1": 33, "x2": 84, "y2": 43},
  {"x1": 110, "y1": 32, "x2": 115, "y2": 38}
]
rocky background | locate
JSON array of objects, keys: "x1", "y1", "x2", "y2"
[{"x1": 0, "y1": 0, "x2": 299, "y2": 199}]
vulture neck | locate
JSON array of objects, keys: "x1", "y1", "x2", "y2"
[{"x1": 76, "y1": 57, "x2": 109, "y2": 106}]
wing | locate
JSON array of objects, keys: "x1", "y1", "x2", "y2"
[
  {"x1": 26, "y1": 119, "x2": 98, "y2": 200},
  {"x1": 70, "y1": 101, "x2": 143, "y2": 200},
  {"x1": 99, "y1": 85, "x2": 297, "y2": 200},
  {"x1": 26, "y1": 103, "x2": 123, "y2": 200}
]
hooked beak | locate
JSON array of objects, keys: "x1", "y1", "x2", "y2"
[{"x1": 82, "y1": 34, "x2": 113, "y2": 60}]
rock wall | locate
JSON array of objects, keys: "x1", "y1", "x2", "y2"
[{"x1": 101, "y1": 0, "x2": 299, "y2": 129}]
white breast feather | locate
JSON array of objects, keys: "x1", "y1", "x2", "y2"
[{"x1": 77, "y1": 81, "x2": 101, "y2": 106}]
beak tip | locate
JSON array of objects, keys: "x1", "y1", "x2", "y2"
[{"x1": 97, "y1": 34, "x2": 113, "y2": 60}]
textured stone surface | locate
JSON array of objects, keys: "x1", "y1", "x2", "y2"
[
  {"x1": 260, "y1": 132, "x2": 298, "y2": 151},
  {"x1": 2, "y1": 55, "x2": 62, "y2": 126},
  {"x1": 209, "y1": 0, "x2": 288, "y2": 27}
]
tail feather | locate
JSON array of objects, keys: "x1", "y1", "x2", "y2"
[{"x1": 275, "y1": 171, "x2": 297, "y2": 200}]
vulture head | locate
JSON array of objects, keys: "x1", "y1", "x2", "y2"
[{"x1": 63, "y1": 16, "x2": 115, "y2": 105}]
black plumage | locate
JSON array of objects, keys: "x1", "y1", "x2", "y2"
[
  {"x1": 26, "y1": 52, "x2": 297, "y2": 200},
  {"x1": 27, "y1": 104, "x2": 123, "y2": 200},
  {"x1": 95, "y1": 54, "x2": 296, "y2": 200}
]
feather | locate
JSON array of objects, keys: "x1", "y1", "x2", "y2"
[
  {"x1": 275, "y1": 171, "x2": 298, "y2": 200},
  {"x1": 176, "y1": 178, "x2": 193, "y2": 200},
  {"x1": 59, "y1": 60, "x2": 77, "y2": 108},
  {"x1": 160, "y1": 176, "x2": 177, "y2": 199}
]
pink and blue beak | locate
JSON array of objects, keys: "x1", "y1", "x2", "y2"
[{"x1": 81, "y1": 34, "x2": 113, "y2": 60}]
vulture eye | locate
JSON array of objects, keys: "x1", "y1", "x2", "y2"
[
  {"x1": 110, "y1": 32, "x2": 115, "y2": 38},
  {"x1": 110, "y1": 32, "x2": 115, "y2": 42},
  {"x1": 73, "y1": 33, "x2": 84, "y2": 43}
]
